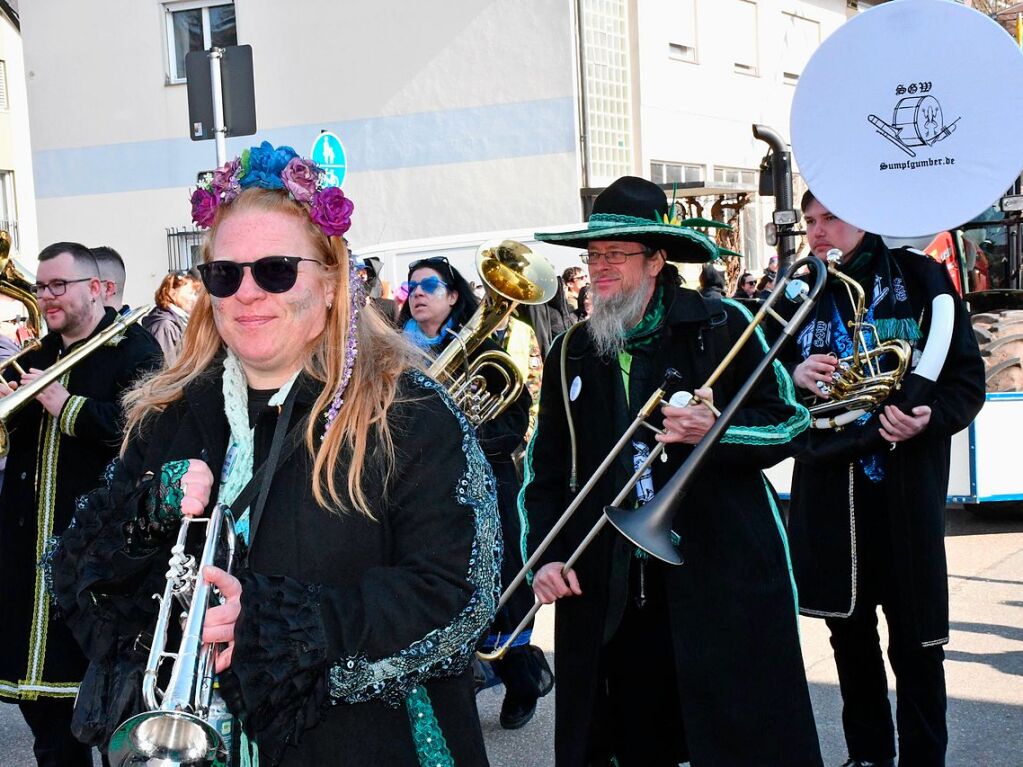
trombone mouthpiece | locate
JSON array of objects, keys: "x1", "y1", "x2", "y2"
[{"x1": 825, "y1": 248, "x2": 843, "y2": 264}]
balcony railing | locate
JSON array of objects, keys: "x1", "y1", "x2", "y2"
[{"x1": 165, "y1": 226, "x2": 205, "y2": 273}]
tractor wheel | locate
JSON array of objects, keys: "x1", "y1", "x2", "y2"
[{"x1": 972, "y1": 310, "x2": 1023, "y2": 392}]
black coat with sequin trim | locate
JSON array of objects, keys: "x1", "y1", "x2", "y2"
[{"x1": 53, "y1": 366, "x2": 499, "y2": 766}]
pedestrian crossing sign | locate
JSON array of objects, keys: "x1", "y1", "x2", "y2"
[{"x1": 310, "y1": 131, "x2": 347, "y2": 188}]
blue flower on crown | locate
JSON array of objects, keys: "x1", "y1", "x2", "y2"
[{"x1": 239, "y1": 141, "x2": 299, "y2": 190}]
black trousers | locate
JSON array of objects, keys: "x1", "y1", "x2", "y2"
[
  {"x1": 589, "y1": 559, "x2": 687, "y2": 767},
  {"x1": 826, "y1": 473, "x2": 947, "y2": 767},
  {"x1": 17, "y1": 697, "x2": 94, "y2": 767}
]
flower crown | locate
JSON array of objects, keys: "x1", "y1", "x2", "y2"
[{"x1": 190, "y1": 141, "x2": 354, "y2": 237}]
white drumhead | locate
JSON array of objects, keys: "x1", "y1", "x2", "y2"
[{"x1": 791, "y1": 0, "x2": 1023, "y2": 237}]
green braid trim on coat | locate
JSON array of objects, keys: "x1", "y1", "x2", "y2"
[
  {"x1": 762, "y1": 476, "x2": 799, "y2": 620},
  {"x1": 718, "y1": 299, "x2": 810, "y2": 445},
  {"x1": 405, "y1": 686, "x2": 454, "y2": 767}
]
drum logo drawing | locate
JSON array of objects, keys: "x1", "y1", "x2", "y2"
[{"x1": 868, "y1": 83, "x2": 961, "y2": 158}]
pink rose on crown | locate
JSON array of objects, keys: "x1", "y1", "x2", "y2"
[
  {"x1": 309, "y1": 186, "x2": 354, "y2": 237},
  {"x1": 281, "y1": 157, "x2": 320, "y2": 203},
  {"x1": 210, "y1": 158, "x2": 241, "y2": 203},
  {"x1": 191, "y1": 188, "x2": 218, "y2": 228}
]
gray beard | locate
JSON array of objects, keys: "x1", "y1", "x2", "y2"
[{"x1": 586, "y1": 285, "x2": 652, "y2": 358}]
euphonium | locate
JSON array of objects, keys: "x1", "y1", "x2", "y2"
[
  {"x1": 108, "y1": 504, "x2": 237, "y2": 767},
  {"x1": 807, "y1": 249, "x2": 912, "y2": 430},
  {"x1": 0, "y1": 229, "x2": 42, "y2": 336},
  {"x1": 0, "y1": 305, "x2": 152, "y2": 457},
  {"x1": 427, "y1": 240, "x2": 557, "y2": 425}
]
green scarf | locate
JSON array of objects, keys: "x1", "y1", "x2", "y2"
[{"x1": 623, "y1": 286, "x2": 666, "y2": 354}]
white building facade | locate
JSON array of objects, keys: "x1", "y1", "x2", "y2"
[
  {"x1": 0, "y1": 4, "x2": 40, "y2": 270},
  {"x1": 20, "y1": 0, "x2": 879, "y2": 304},
  {"x1": 21, "y1": 0, "x2": 583, "y2": 305}
]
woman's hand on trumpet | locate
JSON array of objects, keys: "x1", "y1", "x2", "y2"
[
  {"x1": 793, "y1": 353, "x2": 839, "y2": 397},
  {"x1": 202, "y1": 565, "x2": 242, "y2": 672},
  {"x1": 177, "y1": 459, "x2": 215, "y2": 518},
  {"x1": 657, "y1": 387, "x2": 716, "y2": 445},
  {"x1": 533, "y1": 562, "x2": 582, "y2": 604}
]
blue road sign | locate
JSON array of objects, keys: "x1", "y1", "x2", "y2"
[{"x1": 310, "y1": 131, "x2": 347, "y2": 188}]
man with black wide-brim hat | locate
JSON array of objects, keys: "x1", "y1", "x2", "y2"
[{"x1": 519, "y1": 176, "x2": 823, "y2": 766}]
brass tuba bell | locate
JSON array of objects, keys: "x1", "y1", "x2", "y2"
[{"x1": 427, "y1": 240, "x2": 558, "y2": 425}]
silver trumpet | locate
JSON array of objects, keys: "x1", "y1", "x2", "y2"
[{"x1": 108, "y1": 504, "x2": 237, "y2": 767}]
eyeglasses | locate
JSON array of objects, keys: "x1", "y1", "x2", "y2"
[
  {"x1": 580, "y1": 248, "x2": 650, "y2": 265},
  {"x1": 194, "y1": 256, "x2": 321, "y2": 298},
  {"x1": 407, "y1": 276, "x2": 449, "y2": 295},
  {"x1": 29, "y1": 277, "x2": 94, "y2": 297},
  {"x1": 743, "y1": 280, "x2": 757, "y2": 287}
]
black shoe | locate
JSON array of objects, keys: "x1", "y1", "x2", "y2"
[
  {"x1": 499, "y1": 696, "x2": 538, "y2": 730},
  {"x1": 840, "y1": 759, "x2": 895, "y2": 767}
]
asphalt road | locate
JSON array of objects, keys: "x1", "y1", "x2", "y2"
[{"x1": 1, "y1": 507, "x2": 1020, "y2": 766}]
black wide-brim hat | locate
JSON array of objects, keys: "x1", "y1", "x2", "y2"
[{"x1": 535, "y1": 176, "x2": 724, "y2": 263}]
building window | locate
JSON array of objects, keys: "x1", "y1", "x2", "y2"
[
  {"x1": 580, "y1": 0, "x2": 634, "y2": 186},
  {"x1": 713, "y1": 166, "x2": 757, "y2": 187},
  {"x1": 733, "y1": 0, "x2": 759, "y2": 76},
  {"x1": 0, "y1": 170, "x2": 19, "y2": 252},
  {"x1": 0, "y1": 61, "x2": 8, "y2": 111},
  {"x1": 164, "y1": 1, "x2": 237, "y2": 84},
  {"x1": 781, "y1": 12, "x2": 820, "y2": 84},
  {"x1": 667, "y1": 0, "x2": 698, "y2": 63},
  {"x1": 651, "y1": 161, "x2": 703, "y2": 185}
]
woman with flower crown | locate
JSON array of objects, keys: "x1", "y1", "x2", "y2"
[{"x1": 52, "y1": 142, "x2": 499, "y2": 766}]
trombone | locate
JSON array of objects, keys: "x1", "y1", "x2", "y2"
[
  {"x1": 479, "y1": 255, "x2": 828, "y2": 661},
  {"x1": 108, "y1": 504, "x2": 237, "y2": 767},
  {"x1": 0, "y1": 305, "x2": 152, "y2": 457}
]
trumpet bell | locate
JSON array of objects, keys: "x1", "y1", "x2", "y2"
[
  {"x1": 604, "y1": 502, "x2": 683, "y2": 567},
  {"x1": 108, "y1": 710, "x2": 227, "y2": 767}
]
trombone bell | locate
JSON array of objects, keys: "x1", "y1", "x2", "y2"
[{"x1": 604, "y1": 502, "x2": 684, "y2": 566}]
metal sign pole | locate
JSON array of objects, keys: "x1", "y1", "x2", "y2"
[{"x1": 209, "y1": 47, "x2": 227, "y2": 166}]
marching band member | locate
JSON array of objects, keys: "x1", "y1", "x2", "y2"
[
  {"x1": 521, "y1": 176, "x2": 822, "y2": 766},
  {"x1": 785, "y1": 191, "x2": 985, "y2": 767},
  {"x1": 0, "y1": 242, "x2": 161, "y2": 767},
  {"x1": 53, "y1": 143, "x2": 499, "y2": 766},
  {"x1": 400, "y1": 258, "x2": 553, "y2": 729}
]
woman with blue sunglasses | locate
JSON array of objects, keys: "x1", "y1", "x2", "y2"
[{"x1": 399, "y1": 257, "x2": 554, "y2": 731}]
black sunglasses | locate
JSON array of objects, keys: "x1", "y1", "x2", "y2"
[{"x1": 195, "y1": 256, "x2": 321, "y2": 298}]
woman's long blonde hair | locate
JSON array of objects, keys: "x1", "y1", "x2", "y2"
[{"x1": 123, "y1": 188, "x2": 418, "y2": 516}]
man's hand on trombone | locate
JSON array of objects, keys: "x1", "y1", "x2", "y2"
[
  {"x1": 656, "y1": 387, "x2": 716, "y2": 445},
  {"x1": 533, "y1": 562, "x2": 583, "y2": 604}
]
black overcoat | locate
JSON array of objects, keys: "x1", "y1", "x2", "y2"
[
  {"x1": 786, "y1": 248, "x2": 985, "y2": 645},
  {"x1": 520, "y1": 284, "x2": 823, "y2": 766},
  {"x1": 0, "y1": 308, "x2": 161, "y2": 700},
  {"x1": 53, "y1": 365, "x2": 500, "y2": 766}
]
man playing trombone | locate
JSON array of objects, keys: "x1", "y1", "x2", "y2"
[
  {"x1": 0, "y1": 242, "x2": 161, "y2": 766},
  {"x1": 520, "y1": 177, "x2": 823, "y2": 766}
]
